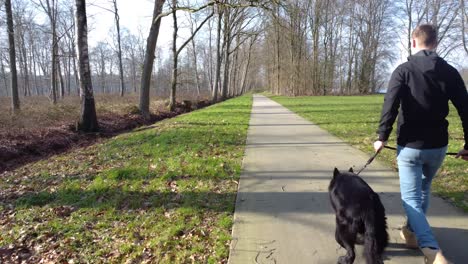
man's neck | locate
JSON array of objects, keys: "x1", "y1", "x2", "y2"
[{"x1": 413, "y1": 47, "x2": 435, "y2": 54}]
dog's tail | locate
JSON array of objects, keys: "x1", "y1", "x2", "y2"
[{"x1": 363, "y1": 193, "x2": 389, "y2": 264}]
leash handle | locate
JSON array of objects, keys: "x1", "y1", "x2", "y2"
[{"x1": 384, "y1": 145, "x2": 467, "y2": 156}]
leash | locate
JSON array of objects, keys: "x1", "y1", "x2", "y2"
[
  {"x1": 355, "y1": 149, "x2": 381, "y2": 176},
  {"x1": 356, "y1": 146, "x2": 466, "y2": 175}
]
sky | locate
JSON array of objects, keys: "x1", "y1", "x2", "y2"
[
  {"x1": 86, "y1": 0, "x2": 193, "y2": 54},
  {"x1": 87, "y1": 0, "x2": 172, "y2": 50}
]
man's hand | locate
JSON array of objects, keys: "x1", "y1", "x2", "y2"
[
  {"x1": 373, "y1": 140, "x2": 387, "y2": 153},
  {"x1": 456, "y1": 149, "x2": 468, "y2": 161}
]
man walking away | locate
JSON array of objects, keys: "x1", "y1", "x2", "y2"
[{"x1": 374, "y1": 24, "x2": 468, "y2": 264}]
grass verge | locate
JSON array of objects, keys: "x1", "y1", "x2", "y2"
[
  {"x1": 269, "y1": 95, "x2": 467, "y2": 212},
  {"x1": 0, "y1": 95, "x2": 252, "y2": 263}
]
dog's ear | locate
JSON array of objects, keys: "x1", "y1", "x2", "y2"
[
  {"x1": 349, "y1": 167, "x2": 354, "y2": 173},
  {"x1": 333, "y1": 168, "x2": 340, "y2": 177}
]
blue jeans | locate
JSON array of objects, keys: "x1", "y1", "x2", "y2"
[{"x1": 397, "y1": 145, "x2": 447, "y2": 249}]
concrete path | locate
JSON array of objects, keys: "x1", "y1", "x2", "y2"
[{"x1": 228, "y1": 95, "x2": 468, "y2": 264}]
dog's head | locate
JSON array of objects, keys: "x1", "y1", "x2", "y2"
[
  {"x1": 333, "y1": 167, "x2": 354, "y2": 177},
  {"x1": 331, "y1": 167, "x2": 355, "y2": 190}
]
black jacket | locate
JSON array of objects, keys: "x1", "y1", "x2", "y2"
[{"x1": 378, "y1": 50, "x2": 468, "y2": 150}]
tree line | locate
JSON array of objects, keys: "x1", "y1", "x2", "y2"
[
  {"x1": 2, "y1": 0, "x2": 269, "y2": 130},
  {"x1": 1, "y1": 0, "x2": 467, "y2": 130},
  {"x1": 262, "y1": 0, "x2": 467, "y2": 96}
]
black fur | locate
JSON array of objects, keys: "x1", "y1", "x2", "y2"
[{"x1": 329, "y1": 168, "x2": 389, "y2": 264}]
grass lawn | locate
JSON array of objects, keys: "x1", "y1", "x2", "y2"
[
  {"x1": 269, "y1": 95, "x2": 468, "y2": 212},
  {"x1": 0, "y1": 95, "x2": 252, "y2": 263}
]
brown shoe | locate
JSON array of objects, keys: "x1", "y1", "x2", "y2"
[
  {"x1": 421, "y1": 248, "x2": 452, "y2": 264},
  {"x1": 400, "y1": 225, "x2": 418, "y2": 249}
]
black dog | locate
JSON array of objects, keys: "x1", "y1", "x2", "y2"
[{"x1": 329, "y1": 168, "x2": 388, "y2": 264}]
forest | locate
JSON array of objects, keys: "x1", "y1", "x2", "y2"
[{"x1": 1, "y1": 0, "x2": 467, "y2": 101}]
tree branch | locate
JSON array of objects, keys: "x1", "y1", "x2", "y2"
[
  {"x1": 153, "y1": 0, "x2": 275, "y2": 24},
  {"x1": 176, "y1": 11, "x2": 215, "y2": 57},
  {"x1": 88, "y1": 2, "x2": 116, "y2": 14}
]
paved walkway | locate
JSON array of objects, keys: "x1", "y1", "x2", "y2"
[{"x1": 228, "y1": 95, "x2": 468, "y2": 264}]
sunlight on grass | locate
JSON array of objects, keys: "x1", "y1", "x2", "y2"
[
  {"x1": 0, "y1": 95, "x2": 252, "y2": 263},
  {"x1": 270, "y1": 95, "x2": 468, "y2": 212}
]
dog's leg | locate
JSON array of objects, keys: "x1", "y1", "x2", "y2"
[
  {"x1": 335, "y1": 224, "x2": 345, "y2": 248},
  {"x1": 336, "y1": 221, "x2": 357, "y2": 264}
]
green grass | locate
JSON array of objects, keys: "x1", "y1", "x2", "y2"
[
  {"x1": 0, "y1": 95, "x2": 252, "y2": 263},
  {"x1": 270, "y1": 95, "x2": 468, "y2": 212}
]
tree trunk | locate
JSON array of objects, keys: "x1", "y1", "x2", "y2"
[
  {"x1": 51, "y1": 20, "x2": 58, "y2": 103},
  {"x1": 212, "y1": 7, "x2": 223, "y2": 102},
  {"x1": 275, "y1": 5, "x2": 281, "y2": 95},
  {"x1": 131, "y1": 58, "x2": 137, "y2": 93},
  {"x1": 170, "y1": 0, "x2": 178, "y2": 111},
  {"x1": 100, "y1": 51, "x2": 106, "y2": 93},
  {"x1": 19, "y1": 30, "x2": 31, "y2": 97},
  {"x1": 113, "y1": 0, "x2": 125, "y2": 97},
  {"x1": 5, "y1": 0, "x2": 20, "y2": 111},
  {"x1": 75, "y1": 0, "x2": 99, "y2": 132},
  {"x1": 1, "y1": 53, "x2": 10, "y2": 97},
  {"x1": 17, "y1": 37, "x2": 26, "y2": 97},
  {"x1": 31, "y1": 44, "x2": 39, "y2": 95},
  {"x1": 311, "y1": 0, "x2": 321, "y2": 94},
  {"x1": 207, "y1": 20, "x2": 214, "y2": 93},
  {"x1": 230, "y1": 38, "x2": 240, "y2": 97},
  {"x1": 189, "y1": 19, "x2": 201, "y2": 99},
  {"x1": 139, "y1": 0, "x2": 165, "y2": 119},
  {"x1": 109, "y1": 60, "x2": 114, "y2": 93},
  {"x1": 221, "y1": 8, "x2": 231, "y2": 100},
  {"x1": 406, "y1": 0, "x2": 413, "y2": 56},
  {"x1": 240, "y1": 35, "x2": 257, "y2": 95},
  {"x1": 58, "y1": 58, "x2": 65, "y2": 98},
  {"x1": 66, "y1": 48, "x2": 71, "y2": 95},
  {"x1": 72, "y1": 46, "x2": 80, "y2": 95}
]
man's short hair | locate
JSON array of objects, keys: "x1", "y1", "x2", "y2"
[{"x1": 412, "y1": 24, "x2": 438, "y2": 47}]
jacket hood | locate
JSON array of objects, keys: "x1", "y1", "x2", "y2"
[{"x1": 408, "y1": 50, "x2": 444, "y2": 74}]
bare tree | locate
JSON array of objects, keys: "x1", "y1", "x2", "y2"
[
  {"x1": 5, "y1": 0, "x2": 20, "y2": 111},
  {"x1": 188, "y1": 12, "x2": 202, "y2": 99},
  {"x1": 273, "y1": 4, "x2": 281, "y2": 94},
  {"x1": 0, "y1": 52, "x2": 9, "y2": 97},
  {"x1": 139, "y1": 0, "x2": 165, "y2": 119},
  {"x1": 212, "y1": 4, "x2": 223, "y2": 102},
  {"x1": 112, "y1": 0, "x2": 125, "y2": 97},
  {"x1": 91, "y1": 41, "x2": 111, "y2": 93},
  {"x1": 60, "y1": 5, "x2": 79, "y2": 95},
  {"x1": 75, "y1": 0, "x2": 98, "y2": 132},
  {"x1": 402, "y1": 0, "x2": 428, "y2": 55},
  {"x1": 36, "y1": 0, "x2": 59, "y2": 104},
  {"x1": 121, "y1": 30, "x2": 141, "y2": 93},
  {"x1": 13, "y1": 3, "x2": 32, "y2": 97},
  {"x1": 169, "y1": 0, "x2": 213, "y2": 111},
  {"x1": 239, "y1": 33, "x2": 259, "y2": 95}
]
